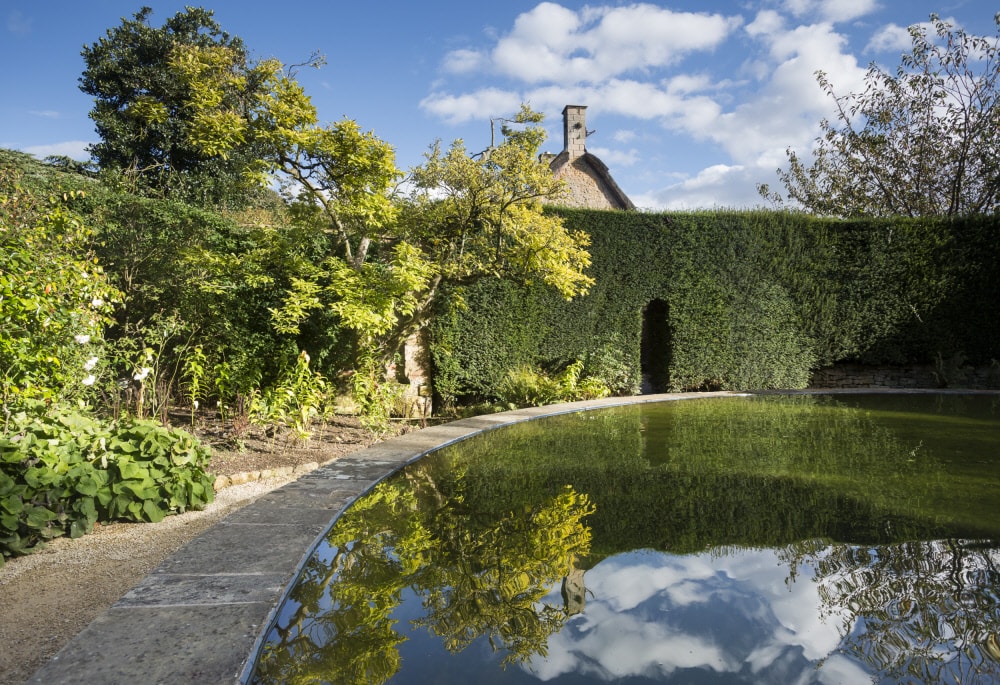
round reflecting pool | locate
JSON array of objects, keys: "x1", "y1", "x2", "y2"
[{"x1": 249, "y1": 393, "x2": 1000, "y2": 684}]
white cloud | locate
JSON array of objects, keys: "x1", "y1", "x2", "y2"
[
  {"x1": 442, "y1": 48, "x2": 487, "y2": 74},
  {"x1": 782, "y1": 0, "x2": 880, "y2": 24},
  {"x1": 817, "y1": 0, "x2": 880, "y2": 24},
  {"x1": 612, "y1": 129, "x2": 636, "y2": 143},
  {"x1": 419, "y1": 88, "x2": 522, "y2": 124},
  {"x1": 866, "y1": 23, "x2": 912, "y2": 53},
  {"x1": 782, "y1": 0, "x2": 813, "y2": 18},
  {"x1": 865, "y1": 19, "x2": 952, "y2": 55},
  {"x1": 444, "y1": 2, "x2": 742, "y2": 85},
  {"x1": 746, "y1": 10, "x2": 785, "y2": 38},
  {"x1": 639, "y1": 163, "x2": 771, "y2": 210},
  {"x1": 664, "y1": 73, "x2": 715, "y2": 95},
  {"x1": 705, "y1": 21, "x2": 866, "y2": 161},
  {"x1": 587, "y1": 146, "x2": 639, "y2": 167},
  {"x1": 22, "y1": 141, "x2": 92, "y2": 161},
  {"x1": 29, "y1": 110, "x2": 60, "y2": 119}
]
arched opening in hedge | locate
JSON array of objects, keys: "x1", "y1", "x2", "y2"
[{"x1": 641, "y1": 299, "x2": 671, "y2": 393}]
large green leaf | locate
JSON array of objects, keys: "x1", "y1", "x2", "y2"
[
  {"x1": 25, "y1": 506, "x2": 58, "y2": 529},
  {"x1": 0, "y1": 495, "x2": 24, "y2": 515},
  {"x1": 142, "y1": 499, "x2": 166, "y2": 523}
]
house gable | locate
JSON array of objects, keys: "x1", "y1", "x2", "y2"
[{"x1": 544, "y1": 105, "x2": 635, "y2": 210}]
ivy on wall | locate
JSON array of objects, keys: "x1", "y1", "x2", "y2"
[{"x1": 428, "y1": 209, "x2": 999, "y2": 404}]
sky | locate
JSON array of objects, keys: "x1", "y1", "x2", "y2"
[{"x1": 1, "y1": 0, "x2": 995, "y2": 210}]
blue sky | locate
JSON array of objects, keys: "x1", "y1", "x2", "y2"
[{"x1": 1, "y1": 1, "x2": 995, "y2": 209}]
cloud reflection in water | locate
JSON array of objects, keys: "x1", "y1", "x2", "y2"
[{"x1": 526, "y1": 548, "x2": 864, "y2": 684}]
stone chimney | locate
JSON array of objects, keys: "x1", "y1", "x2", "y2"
[{"x1": 562, "y1": 105, "x2": 587, "y2": 159}]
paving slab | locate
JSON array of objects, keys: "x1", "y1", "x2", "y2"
[{"x1": 28, "y1": 604, "x2": 267, "y2": 684}]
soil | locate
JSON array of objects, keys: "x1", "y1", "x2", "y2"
[{"x1": 0, "y1": 413, "x2": 408, "y2": 685}]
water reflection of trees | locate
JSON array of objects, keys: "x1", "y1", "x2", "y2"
[
  {"x1": 251, "y1": 461, "x2": 595, "y2": 685},
  {"x1": 446, "y1": 395, "x2": 999, "y2": 553},
  {"x1": 780, "y1": 538, "x2": 1000, "y2": 683}
]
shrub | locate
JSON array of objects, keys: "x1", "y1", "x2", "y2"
[
  {"x1": 0, "y1": 403, "x2": 214, "y2": 565},
  {"x1": 250, "y1": 350, "x2": 333, "y2": 440},
  {"x1": 0, "y1": 163, "x2": 119, "y2": 412},
  {"x1": 496, "y1": 360, "x2": 611, "y2": 408},
  {"x1": 431, "y1": 208, "x2": 1000, "y2": 403}
]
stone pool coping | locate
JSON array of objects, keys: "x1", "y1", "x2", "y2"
[{"x1": 28, "y1": 388, "x2": 997, "y2": 684}]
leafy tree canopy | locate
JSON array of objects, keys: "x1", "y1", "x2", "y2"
[
  {"x1": 168, "y1": 41, "x2": 591, "y2": 357},
  {"x1": 79, "y1": 9, "x2": 594, "y2": 425},
  {"x1": 79, "y1": 6, "x2": 270, "y2": 202},
  {"x1": 760, "y1": 13, "x2": 1000, "y2": 217}
]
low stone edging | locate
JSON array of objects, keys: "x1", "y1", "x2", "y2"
[{"x1": 212, "y1": 462, "x2": 320, "y2": 492}]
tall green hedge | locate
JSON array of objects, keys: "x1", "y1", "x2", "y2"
[{"x1": 429, "y1": 209, "x2": 999, "y2": 403}]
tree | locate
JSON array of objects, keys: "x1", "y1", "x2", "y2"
[
  {"x1": 168, "y1": 42, "x2": 593, "y2": 417},
  {"x1": 760, "y1": 14, "x2": 1000, "y2": 217},
  {"x1": 82, "y1": 7, "x2": 594, "y2": 422},
  {"x1": 79, "y1": 6, "x2": 270, "y2": 202}
]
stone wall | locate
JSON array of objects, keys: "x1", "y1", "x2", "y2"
[
  {"x1": 808, "y1": 363, "x2": 1000, "y2": 390},
  {"x1": 396, "y1": 329, "x2": 433, "y2": 418},
  {"x1": 555, "y1": 157, "x2": 622, "y2": 210}
]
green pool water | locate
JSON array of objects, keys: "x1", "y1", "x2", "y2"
[{"x1": 250, "y1": 393, "x2": 1000, "y2": 684}]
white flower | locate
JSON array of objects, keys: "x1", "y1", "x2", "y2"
[
  {"x1": 84, "y1": 356, "x2": 99, "y2": 371},
  {"x1": 134, "y1": 367, "x2": 152, "y2": 382},
  {"x1": 82, "y1": 374, "x2": 96, "y2": 386},
  {"x1": 48, "y1": 438, "x2": 59, "y2": 447},
  {"x1": 74, "y1": 334, "x2": 91, "y2": 345},
  {"x1": 193, "y1": 399, "x2": 199, "y2": 410},
  {"x1": 91, "y1": 297, "x2": 104, "y2": 308}
]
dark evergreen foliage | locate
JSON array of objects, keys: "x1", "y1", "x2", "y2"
[
  {"x1": 79, "y1": 6, "x2": 263, "y2": 202},
  {"x1": 429, "y1": 208, "x2": 1000, "y2": 402}
]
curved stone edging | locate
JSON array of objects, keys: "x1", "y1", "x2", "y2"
[{"x1": 30, "y1": 389, "x2": 992, "y2": 684}]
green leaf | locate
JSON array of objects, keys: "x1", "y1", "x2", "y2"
[
  {"x1": 75, "y1": 475, "x2": 100, "y2": 497},
  {"x1": 1, "y1": 513, "x2": 19, "y2": 532},
  {"x1": 69, "y1": 518, "x2": 93, "y2": 539},
  {"x1": 142, "y1": 499, "x2": 165, "y2": 523},
  {"x1": 107, "y1": 438, "x2": 139, "y2": 454},
  {"x1": 122, "y1": 480, "x2": 157, "y2": 499},
  {"x1": 0, "y1": 495, "x2": 24, "y2": 515},
  {"x1": 95, "y1": 485, "x2": 113, "y2": 507},
  {"x1": 25, "y1": 506, "x2": 58, "y2": 529},
  {"x1": 117, "y1": 459, "x2": 144, "y2": 480}
]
